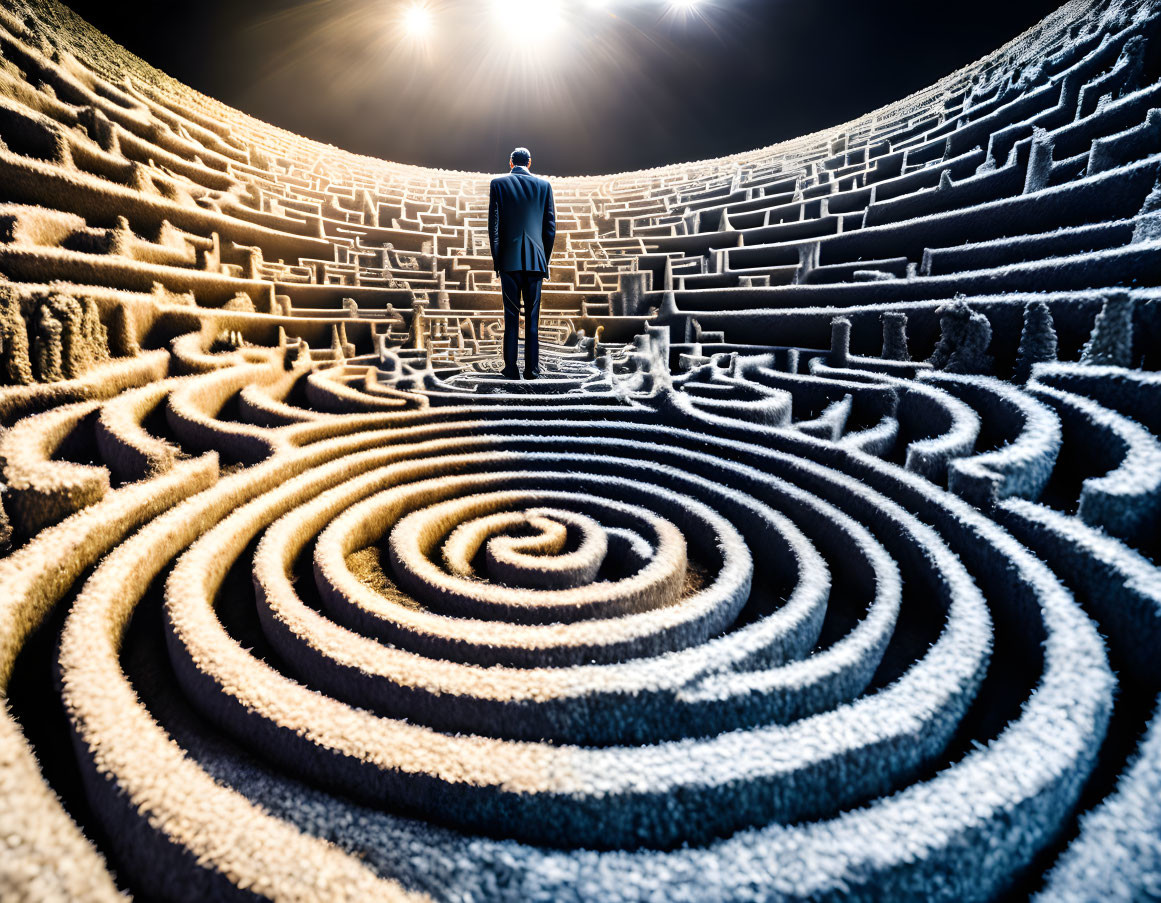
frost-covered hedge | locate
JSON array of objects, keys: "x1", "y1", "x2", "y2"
[
  {"x1": 1028, "y1": 380, "x2": 1161, "y2": 548},
  {"x1": 0, "y1": 0, "x2": 1158, "y2": 896},
  {"x1": 921, "y1": 371, "x2": 1062, "y2": 507}
]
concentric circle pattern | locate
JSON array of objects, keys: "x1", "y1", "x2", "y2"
[{"x1": 1, "y1": 0, "x2": 1160, "y2": 900}]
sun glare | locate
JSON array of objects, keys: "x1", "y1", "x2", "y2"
[
  {"x1": 401, "y1": 2, "x2": 434, "y2": 39},
  {"x1": 492, "y1": 0, "x2": 564, "y2": 46}
]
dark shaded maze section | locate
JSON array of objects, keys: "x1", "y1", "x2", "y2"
[{"x1": 58, "y1": 0, "x2": 1066, "y2": 175}]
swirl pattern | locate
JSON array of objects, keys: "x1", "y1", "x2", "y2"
[{"x1": 1, "y1": 0, "x2": 1160, "y2": 900}]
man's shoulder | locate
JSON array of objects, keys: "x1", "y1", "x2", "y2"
[
  {"x1": 491, "y1": 171, "x2": 550, "y2": 192},
  {"x1": 523, "y1": 172, "x2": 552, "y2": 193}
]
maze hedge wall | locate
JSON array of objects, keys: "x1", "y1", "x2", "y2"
[{"x1": 1, "y1": 0, "x2": 1160, "y2": 900}]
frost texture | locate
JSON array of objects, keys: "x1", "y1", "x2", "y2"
[
  {"x1": 0, "y1": 0, "x2": 1159, "y2": 901},
  {"x1": 1015, "y1": 300, "x2": 1059, "y2": 384}
]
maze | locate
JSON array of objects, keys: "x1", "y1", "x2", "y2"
[{"x1": 1, "y1": 0, "x2": 1160, "y2": 899}]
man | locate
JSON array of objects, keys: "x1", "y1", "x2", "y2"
[{"x1": 488, "y1": 146, "x2": 555, "y2": 379}]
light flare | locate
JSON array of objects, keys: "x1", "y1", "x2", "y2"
[{"x1": 400, "y1": 2, "x2": 434, "y2": 40}]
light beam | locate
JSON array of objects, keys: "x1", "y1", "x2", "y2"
[{"x1": 400, "y1": 2, "x2": 434, "y2": 40}]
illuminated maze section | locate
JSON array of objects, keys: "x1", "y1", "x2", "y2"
[{"x1": 0, "y1": 0, "x2": 1159, "y2": 900}]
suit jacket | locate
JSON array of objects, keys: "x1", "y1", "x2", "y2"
[{"x1": 488, "y1": 165, "x2": 555, "y2": 275}]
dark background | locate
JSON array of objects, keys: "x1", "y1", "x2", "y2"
[{"x1": 61, "y1": 0, "x2": 1065, "y2": 176}]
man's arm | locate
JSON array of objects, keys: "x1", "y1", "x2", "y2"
[
  {"x1": 542, "y1": 182, "x2": 556, "y2": 263},
  {"x1": 488, "y1": 179, "x2": 501, "y2": 273}
]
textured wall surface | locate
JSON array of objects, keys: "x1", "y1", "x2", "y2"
[{"x1": 0, "y1": 0, "x2": 1160, "y2": 900}]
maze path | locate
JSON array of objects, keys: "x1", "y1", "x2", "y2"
[{"x1": 0, "y1": 0, "x2": 1159, "y2": 899}]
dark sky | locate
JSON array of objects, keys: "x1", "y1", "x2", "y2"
[{"x1": 62, "y1": 0, "x2": 1065, "y2": 176}]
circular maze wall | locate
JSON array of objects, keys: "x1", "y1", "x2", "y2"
[{"x1": 1, "y1": 0, "x2": 1160, "y2": 900}]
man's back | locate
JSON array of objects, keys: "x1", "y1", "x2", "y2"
[{"x1": 489, "y1": 165, "x2": 555, "y2": 275}]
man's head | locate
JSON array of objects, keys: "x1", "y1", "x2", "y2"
[{"x1": 509, "y1": 147, "x2": 531, "y2": 170}]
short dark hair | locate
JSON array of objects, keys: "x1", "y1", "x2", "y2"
[{"x1": 510, "y1": 147, "x2": 531, "y2": 166}]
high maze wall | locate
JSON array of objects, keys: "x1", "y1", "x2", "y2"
[{"x1": 0, "y1": 0, "x2": 1159, "y2": 899}]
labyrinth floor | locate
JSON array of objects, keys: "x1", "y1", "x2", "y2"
[{"x1": 1, "y1": 0, "x2": 1160, "y2": 900}]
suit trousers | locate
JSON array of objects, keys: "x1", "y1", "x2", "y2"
[{"x1": 499, "y1": 269, "x2": 543, "y2": 374}]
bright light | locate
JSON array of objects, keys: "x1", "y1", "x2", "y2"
[
  {"x1": 492, "y1": 0, "x2": 563, "y2": 45},
  {"x1": 401, "y1": 3, "x2": 434, "y2": 39}
]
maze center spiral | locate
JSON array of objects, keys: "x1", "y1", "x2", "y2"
[
  {"x1": 158, "y1": 424, "x2": 998, "y2": 856},
  {"x1": 1, "y1": 0, "x2": 1160, "y2": 900},
  {"x1": 384, "y1": 485, "x2": 698, "y2": 623}
]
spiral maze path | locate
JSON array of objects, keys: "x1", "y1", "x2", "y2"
[{"x1": 1, "y1": 0, "x2": 1160, "y2": 899}]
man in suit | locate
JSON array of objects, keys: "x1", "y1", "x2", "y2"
[{"x1": 488, "y1": 146, "x2": 555, "y2": 379}]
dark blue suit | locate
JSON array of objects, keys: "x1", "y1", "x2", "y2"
[{"x1": 488, "y1": 165, "x2": 555, "y2": 375}]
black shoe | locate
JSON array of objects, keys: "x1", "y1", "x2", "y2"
[
  {"x1": 500, "y1": 368, "x2": 520, "y2": 380},
  {"x1": 524, "y1": 369, "x2": 540, "y2": 380}
]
